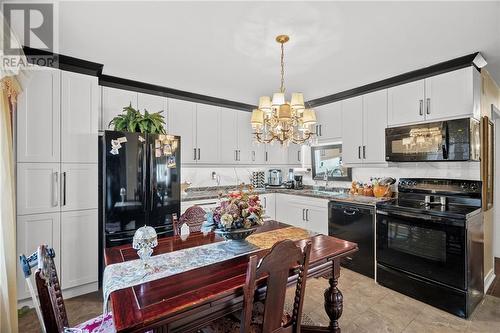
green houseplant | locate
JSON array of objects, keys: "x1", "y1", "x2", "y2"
[{"x1": 109, "y1": 103, "x2": 166, "y2": 134}]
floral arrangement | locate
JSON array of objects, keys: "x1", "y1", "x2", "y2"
[{"x1": 213, "y1": 185, "x2": 265, "y2": 230}]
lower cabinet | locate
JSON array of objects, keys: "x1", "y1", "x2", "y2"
[
  {"x1": 17, "y1": 213, "x2": 61, "y2": 300},
  {"x1": 260, "y1": 193, "x2": 276, "y2": 220},
  {"x1": 60, "y1": 210, "x2": 98, "y2": 289},
  {"x1": 275, "y1": 194, "x2": 328, "y2": 234}
]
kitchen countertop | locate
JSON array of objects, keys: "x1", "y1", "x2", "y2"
[{"x1": 182, "y1": 186, "x2": 392, "y2": 206}]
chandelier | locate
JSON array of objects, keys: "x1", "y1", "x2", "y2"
[{"x1": 251, "y1": 35, "x2": 316, "y2": 145}]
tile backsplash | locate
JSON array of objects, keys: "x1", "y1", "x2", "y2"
[{"x1": 182, "y1": 162, "x2": 480, "y2": 189}]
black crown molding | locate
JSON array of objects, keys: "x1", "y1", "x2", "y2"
[
  {"x1": 99, "y1": 75, "x2": 256, "y2": 111},
  {"x1": 307, "y1": 52, "x2": 481, "y2": 107}
]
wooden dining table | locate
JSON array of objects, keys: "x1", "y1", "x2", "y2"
[{"x1": 105, "y1": 221, "x2": 358, "y2": 333}]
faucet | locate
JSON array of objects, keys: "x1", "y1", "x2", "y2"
[
  {"x1": 211, "y1": 171, "x2": 221, "y2": 187},
  {"x1": 323, "y1": 169, "x2": 329, "y2": 190}
]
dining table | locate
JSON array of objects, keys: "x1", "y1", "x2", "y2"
[{"x1": 104, "y1": 221, "x2": 358, "y2": 333}]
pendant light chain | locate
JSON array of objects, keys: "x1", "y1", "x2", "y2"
[{"x1": 280, "y1": 41, "x2": 285, "y2": 93}]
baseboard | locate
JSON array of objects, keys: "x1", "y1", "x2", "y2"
[
  {"x1": 17, "y1": 282, "x2": 98, "y2": 309},
  {"x1": 484, "y1": 269, "x2": 496, "y2": 293}
]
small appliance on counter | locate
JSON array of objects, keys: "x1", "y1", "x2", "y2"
[
  {"x1": 376, "y1": 178, "x2": 483, "y2": 318},
  {"x1": 293, "y1": 175, "x2": 304, "y2": 190},
  {"x1": 267, "y1": 169, "x2": 283, "y2": 187}
]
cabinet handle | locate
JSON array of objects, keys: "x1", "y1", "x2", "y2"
[
  {"x1": 319, "y1": 125, "x2": 322, "y2": 136},
  {"x1": 265, "y1": 151, "x2": 268, "y2": 162},
  {"x1": 363, "y1": 145, "x2": 366, "y2": 159},
  {"x1": 305, "y1": 209, "x2": 309, "y2": 221},
  {"x1": 302, "y1": 208, "x2": 305, "y2": 221},
  {"x1": 298, "y1": 150, "x2": 301, "y2": 162},
  {"x1": 426, "y1": 98, "x2": 431, "y2": 115},
  {"x1": 198, "y1": 148, "x2": 201, "y2": 161},
  {"x1": 419, "y1": 99, "x2": 423, "y2": 116},
  {"x1": 62, "y1": 172, "x2": 66, "y2": 206},
  {"x1": 263, "y1": 197, "x2": 267, "y2": 208},
  {"x1": 194, "y1": 148, "x2": 197, "y2": 160},
  {"x1": 237, "y1": 150, "x2": 240, "y2": 161},
  {"x1": 53, "y1": 172, "x2": 59, "y2": 207},
  {"x1": 252, "y1": 151, "x2": 255, "y2": 161},
  {"x1": 235, "y1": 150, "x2": 238, "y2": 161},
  {"x1": 358, "y1": 146, "x2": 361, "y2": 159}
]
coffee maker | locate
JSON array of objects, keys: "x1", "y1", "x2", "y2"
[{"x1": 293, "y1": 175, "x2": 304, "y2": 189}]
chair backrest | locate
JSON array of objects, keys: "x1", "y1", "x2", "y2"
[
  {"x1": 178, "y1": 205, "x2": 206, "y2": 233},
  {"x1": 34, "y1": 245, "x2": 69, "y2": 333},
  {"x1": 241, "y1": 239, "x2": 312, "y2": 333}
]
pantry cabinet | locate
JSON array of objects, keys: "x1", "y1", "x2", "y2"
[
  {"x1": 388, "y1": 66, "x2": 480, "y2": 127},
  {"x1": 17, "y1": 163, "x2": 61, "y2": 215},
  {"x1": 341, "y1": 90, "x2": 387, "y2": 166},
  {"x1": 60, "y1": 163, "x2": 98, "y2": 212}
]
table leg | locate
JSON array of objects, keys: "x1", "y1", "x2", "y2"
[{"x1": 324, "y1": 259, "x2": 343, "y2": 333}]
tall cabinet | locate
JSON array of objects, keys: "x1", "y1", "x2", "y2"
[{"x1": 16, "y1": 69, "x2": 99, "y2": 301}]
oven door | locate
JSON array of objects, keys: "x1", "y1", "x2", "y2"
[{"x1": 376, "y1": 209, "x2": 466, "y2": 290}]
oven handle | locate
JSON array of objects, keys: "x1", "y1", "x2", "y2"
[
  {"x1": 377, "y1": 209, "x2": 463, "y2": 224},
  {"x1": 442, "y1": 121, "x2": 449, "y2": 159}
]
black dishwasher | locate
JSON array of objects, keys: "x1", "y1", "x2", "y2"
[{"x1": 329, "y1": 201, "x2": 374, "y2": 278}]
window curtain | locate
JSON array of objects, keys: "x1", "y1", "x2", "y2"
[{"x1": 0, "y1": 12, "x2": 25, "y2": 333}]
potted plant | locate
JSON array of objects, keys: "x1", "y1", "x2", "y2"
[
  {"x1": 213, "y1": 184, "x2": 265, "y2": 251},
  {"x1": 109, "y1": 103, "x2": 166, "y2": 134}
]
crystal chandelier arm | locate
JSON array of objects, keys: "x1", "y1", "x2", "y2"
[{"x1": 280, "y1": 41, "x2": 285, "y2": 94}]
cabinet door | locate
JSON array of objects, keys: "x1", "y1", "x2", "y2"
[
  {"x1": 388, "y1": 79, "x2": 425, "y2": 126},
  {"x1": 425, "y1": 67, "x2": 475, "y2": 121},
  {"x1": 237, "y1": 112, "x2": 254, "y2": 164},
  {"x1": 17, "y1": 163, "x2": 60, "y2": 215},
  {"x1": 137, "y1": 93, "x2": 167, "y2": 115},
  {"x1": 61, "y1": 163, "x2": 98, "y2": 212},
  {"x1": 363, "y1": 90, "x2": 388, "y2": 164},
  {"x1": 196, "y1": 104, "x2": 220, "y2": 164},
  {"x1": 168, "y1": 99, "x2": 196, "y2": 164},
  {"x1": 61, "y1": 72, "x2": 99, "y2": 163},
  {"x1": 304, "y1": 205, "x2": 328, "y2": 234},
  {"x1": 101, "y1": 87, "x2": 138, "y2": 131},
  {"x1": 61, "y1": 210, "x2": 98, "y2": 289},
  {"x1": 220, "y1": 108, "x2": 238, "y2": 163},
  {"x1": 252, "y1": 142, "x2": 267, "y2": 164},
  {"x1": 17, "y1": 69, "x2": 60, "y2": 163},
  {"x1": 260, "y1": 193, "x2": 276, "y2": 220},
  {"x1": 266, "y1": 144, "x2": 288, "y2": 165},
  {"x1": 315, "y1": 102, "x2": 342, "y2": 140},
  {"x1": 287, "y1": 144, "x2": 302, "y2": 165},
  {"x1": 341, "y1": 96, "x2": 364, "y2": 165},
  {"x1": 275, "y1": 194, "x2": 303, "y2": 227},
  {"x1": 17, "y1": 213, "x2": 61, "y2": 300}
]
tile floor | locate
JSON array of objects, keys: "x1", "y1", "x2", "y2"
[{"x1": 19, "y1": 268, "x2": 500, "y2": 333}]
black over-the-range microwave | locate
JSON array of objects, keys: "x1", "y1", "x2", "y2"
[{"x1": 385, "y1": 118, "x2": 480, "y2": 162}]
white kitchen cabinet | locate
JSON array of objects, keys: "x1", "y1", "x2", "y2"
[
  {"x1": 168, "y1": 99, "x2": 197, "y2": 163},
  {"x1": 16, "y1": 213, "x2": 61, "y2": 300},
  {"x1": 388, "y1": 79, "x2": 425, "y2": 126},
  {"x1": 101, "y1": 86, "x2": 138, "y2": 131},
  {"x1": 196, "y1": 104, "x2": 220, "y2": 164},
  {"x1": 237, "y1": 111, "x2": 254, "y2": 164},
  {"x1": 425, "y1": 66, "x2": 480, "y2": 121},
  {"x1": 303, "y1": 204, "x2": 328, "y2": 235},
  {"x1": 388, "y1": 67, "x2": 480, "y2": 127},
  {"x1": 315, "y1": 102, "x2": 342, "y2": 141},
  {"x1": 260, "y1": 193, "x2": 276, "y2": 220},
  {"x1": 275, "y1": 194, "x2": 329, "y2": 234},
  {"x1": 61, "y1": 71, "x2": 99, "y2": 163},
  {"x1": 60, "y1": 210, "x2": 98, "y2": 289},
  {"x1": 287, "y1": 144, "x2": 302, "y2": 165},
  {"x1": 362, "y1": 90, "x2": 388, "y2": 164},
  {"x1": 61, "y1": 164, "x2": 98, "y2": 212},
  {"x1": 137, "y1": 93, "x2": 167, "y2": 114},
  {"x1": 341, "y1": 96, "x2": 364, "y2": 165},
  {"x1": 252, "y1": 142, "x2": 267, "y2": 164},
  {"x1": 17, "y1": 163, "x2": 61, "y2": 215},
  {"x1": 220, "y1": 108, "x2": 238, "y2": 163},
  {"x1": 266, "y1": 144, "x2": 289, "y2": 165},
  {"x1": 17, "y1": 69, "x2": 60, "y2": 163},
  {"x1": 181, "y1": 198, "x2": 220, "y2": 214}
]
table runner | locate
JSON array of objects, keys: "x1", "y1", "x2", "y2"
[{"x1": 102, "y1": 226, "x2": 314, "y2": 321}]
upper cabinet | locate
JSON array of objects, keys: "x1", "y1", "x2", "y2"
[
  {"x1": 61, "y1": 71, "x2": 99, "y2": 163},
  {"x1": 341, "y1": 90, "x2": 387, "y2": 166},
  {"x1": 196, "y1": 104, "x2": 220, "y2": 164},
  {"x1": 388, "y1": 67, "x2": 480, "y2": 127},
  {"x1": 168, "y1": 98, "x2": 196, "y2": 164},
  {"x1": 101, "y1": 87, "x2": 137, "y2": 131},
  {"x1": 137, "y1": 92, "x2": 167, "y2": 115},
  {"x1": 314, "y1": 102, "x2": 342, "y2": 141},
  {"x1": 17, "y1": 69, "x2": 61, "y2": 163},
  {"x1": 219, "y1": 108, "x2": 238, "y2": 163}
]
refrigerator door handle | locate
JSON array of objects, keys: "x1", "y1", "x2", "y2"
[{"x1": 150, "y1": 144, "x2": 154, "y2": 211}]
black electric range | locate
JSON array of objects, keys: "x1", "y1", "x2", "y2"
[{"x1": 375, "y1": 178, "x2": 484, "y2": 318}]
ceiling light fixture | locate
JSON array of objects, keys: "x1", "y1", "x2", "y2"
[{"x1": 251, "y1": 35, "x2": 316, "y2": 146}]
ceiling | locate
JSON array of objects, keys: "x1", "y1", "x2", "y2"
[{"x1": 54, "y1": 1, "x2": 500, "y2": 105}]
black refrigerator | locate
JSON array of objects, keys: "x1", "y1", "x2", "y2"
[{"x1": 100, "y1": 130, "x2": 181, "y2": 250}]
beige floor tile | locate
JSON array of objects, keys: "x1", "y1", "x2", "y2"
[
  {"x1": 354, "y1": 309, "x2": 409, "y2": 333},
  {"x1": 403, "y1": 306, "x2": 469, "y2": 333}
]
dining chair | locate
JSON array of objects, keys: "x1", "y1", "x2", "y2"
[
  {"x1": 33, "y1": 244, "x2": 115, "y2": 333},
  {"x1": 177, "y1": 205, "x2": 207, "y2": 234},
  {"x1": 202, "y1": 239, "x2": 312, "y2": 333}
]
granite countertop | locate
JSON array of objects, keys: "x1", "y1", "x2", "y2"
[{"x1": 182, "y1": 185, "x2": 392, "y2": 206}]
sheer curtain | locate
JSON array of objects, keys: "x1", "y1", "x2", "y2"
[{"x1": 0, "y1": 13, "x2": 25, "y2": 333}]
